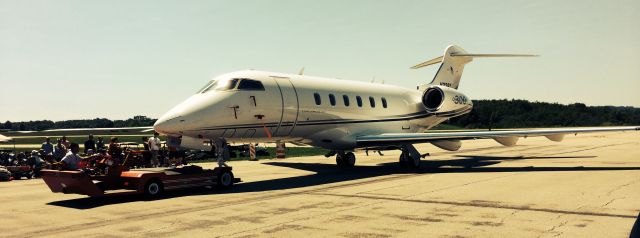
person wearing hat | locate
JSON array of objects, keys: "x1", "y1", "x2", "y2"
[{"x1": 28, "y1": 150, "x2": 44, "y2": 177}]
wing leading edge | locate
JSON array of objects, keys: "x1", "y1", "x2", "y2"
[{"x1": 356, "y1": 126, "x2": 640, "y2": 147}]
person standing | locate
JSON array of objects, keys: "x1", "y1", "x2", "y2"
[
  {"x1": 214, "y1": 138, "x2": 229, "y2": 167},
  {"x1": 84, "y1": 134, "x2": 96, "y2": 154},
  {"x1": 148, "y1": 132, "x2": 161, "y2": 167},
  {"x1": 53, "y1": 139, "x2": 67, "y2": 162},
  {"x1": 142, "y1": 136, "x2": 151, "y2": 167},
  {"x1": 166, "y1": 136, "x2": 183, "y2": 167},
  {"x1": 41, "y1": 137, "x2": 54, "y2": 156}
]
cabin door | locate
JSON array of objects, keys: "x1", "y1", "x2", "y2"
[{"x1": 271, "y1": 76, "x2": 299, "y2": 137}]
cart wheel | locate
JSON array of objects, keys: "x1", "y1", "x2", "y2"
[
  {"x1": 26, "y1": 172, "x2": 33, "y2": 179},
  {"x1": 216, "y1": 170, "x2": 234, "y2": 189},
  {"x1": 144, "y1": 180, "x2": 164, "y2": 197}
]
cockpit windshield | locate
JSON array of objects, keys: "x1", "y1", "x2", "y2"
[
  {"x1": 198, "y1": 78, "x2": 240, "y2": 93},
  {"x1": 196, "y1": 80, "x2": 216, "y2": 93},
  {"x1": 197, "y1": 77, "x2": 265, "y2": 94}
]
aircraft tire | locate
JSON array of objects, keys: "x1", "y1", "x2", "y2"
[
  {"x1": 399, "y1": 151, "x2": 420, "y2": 168},
  {"x1": 216, "y1": 170, "x2": 234, "y2": 189},
  {"x1": 343, "y1": 152, "x2": 356, "y2": 167}
]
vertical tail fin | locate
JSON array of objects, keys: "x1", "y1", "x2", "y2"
[{"x1": 412, "y1": 45, "x2": 537, "y2": 89}]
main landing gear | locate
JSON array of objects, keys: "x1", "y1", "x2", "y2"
[
  {"x1": 330, "y1": 144, "x2": 424, "y2": 169},
  {"x1": 335, "y1": 151, "x2": 356, "y2": 167},
  {"x1": 398, "y1": 144, "x2": 422, "y2": 169}
]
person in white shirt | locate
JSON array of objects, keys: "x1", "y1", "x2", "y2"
[
  {"x1": 148, "y1": 132, "x2": 161, "y2": 167},
  {"x1": 61, "y1": 143, "x2": 85, "y2": 170}
]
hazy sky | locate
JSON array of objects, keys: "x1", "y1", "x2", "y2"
[{"x1": 1, "y1": 0, "x2": 639, "y2": 122}]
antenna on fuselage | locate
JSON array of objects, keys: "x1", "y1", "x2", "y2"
[{"x1": 298, "y1": 67, "x2": 305, "y2": 75}]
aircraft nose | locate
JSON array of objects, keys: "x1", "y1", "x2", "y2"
[{"x1": 153, "y1": 112, "x2": 183, "y2": 135}]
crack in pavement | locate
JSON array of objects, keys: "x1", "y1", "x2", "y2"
[{"x1": 310, "y1": 193, "x2": 638, "y2": 219}]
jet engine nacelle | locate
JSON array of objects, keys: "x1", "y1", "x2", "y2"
[{"x1": 421, "y1": 85, "x2": 473, "y2": 113}]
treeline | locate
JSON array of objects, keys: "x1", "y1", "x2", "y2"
[
  {"x1": 448, "y1": 99, "x2": 640, "y2": 129},
  {"x1": 0, "y1": 116, "x2": 156, "y2": 131},
  {"x1": 1, "y1": 100, "x2": 639, "y2": 131}
]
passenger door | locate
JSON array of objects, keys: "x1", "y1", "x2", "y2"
[{"x1": 271, "y1": 76, "x2": 299, "y2": 137}]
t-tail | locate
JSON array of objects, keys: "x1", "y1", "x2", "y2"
[{"x1": 412, "y1": 45, "x2": 537, "y2": 89}]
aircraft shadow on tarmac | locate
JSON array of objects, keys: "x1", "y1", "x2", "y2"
[
  {"x1": 631, "y1": 212, "x2": 640, "y2": 238},
  {"x1": 47, "y1": 155, "x2": 640, "y2": 210}
]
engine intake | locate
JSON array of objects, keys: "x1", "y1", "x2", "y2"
[
  {"x1": 420, "y1": 85, "x2": 473, "y2": 115},
  {"x1": 422, "y1": 87, "x2": 444, "y2": 111}
]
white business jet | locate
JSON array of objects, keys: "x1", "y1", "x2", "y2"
[{"x1": 152, "y1": 45, "x2": 638, "y2": 168}]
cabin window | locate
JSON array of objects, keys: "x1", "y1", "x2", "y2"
[
  {"x1": 314, "y1": 93, "x2": 321, "y2": 105},
  {"x1": 237, "y1": 79, "x2": 265, "y2": 91},
  {"x1": 356, "y1": 96, "x2": 363, "y2": 107},
  {"x1": 381, "y1": 97, "x2": 388, "y2": 108},
  {"x1": 329, "y1": 94, "x2": 336, "y2": 106},
  {"x1": 369, "y1": 96, "x2": 376, "y2": 108},
  {"x1": 343, "y1": 95, "x2": 350, "y2": 106}
]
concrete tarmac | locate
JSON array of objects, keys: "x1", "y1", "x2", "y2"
[{"x1": 1, "y1": 132, "x2": 639, "y2": 238}]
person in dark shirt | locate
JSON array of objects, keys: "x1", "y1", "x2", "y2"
[
  {"x1": 108, "y1": 137, "x2": 123, "y2": 161},
  {"x1": 84, "y1": 134, "x2": 96, "y2": 154},
  {"x1": 142, "y1": 137, "x2": 150, "y2": 151},
  {"x1": 142, "y1": 136, "x2": 151, "y2": 167}
]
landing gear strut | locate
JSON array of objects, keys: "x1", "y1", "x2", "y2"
[
  {"x1": 336, "y1": 151, "x2": 356, "y2": 167},
  {"x1": 399, "y1": 144, "x2": 421, "y2": 168}
]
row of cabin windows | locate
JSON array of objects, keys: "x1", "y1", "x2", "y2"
[{"x1": 314, "y1": 93, "x2": 388, "y2": 108}]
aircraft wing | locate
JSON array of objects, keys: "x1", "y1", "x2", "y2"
[
  {"x1": 356, "y1": 126, "x2": 640, "y2": 147},
  {"x1": 0, "y1": 134, "x2": 13, "y2": 142},
  {"x1": 3, "y1": 127, "x2": 154, "y2": 137}
]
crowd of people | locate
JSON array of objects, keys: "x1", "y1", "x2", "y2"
[{"x1": 0, "y1": 133, "x2": 187, "y2": 178}]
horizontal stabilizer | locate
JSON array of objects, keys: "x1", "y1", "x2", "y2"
[
  {"x1": 450, "y1": 53, "x2": 539, "y2": 58},
  {"x1": 410, "y1": 56, "x2": 443, "y2": 69},
  {"x1": 411, "y1": 52, "x2": 538, "y2": 70}
]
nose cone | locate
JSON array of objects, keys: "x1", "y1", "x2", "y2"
[{"x1": 154, "y1": 111, "x2": 183, "y2": 135}]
